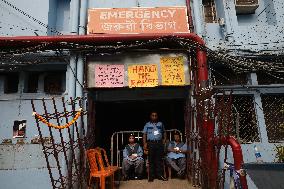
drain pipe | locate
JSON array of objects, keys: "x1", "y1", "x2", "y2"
[
  {"x1": 76, "y1": 0, "x2": 88, "y2": 99},
  {"x1": 185, "y1": 0, "x2": 194, "y2": 31},
  {"x1": 192, "y1": 0, "x2": 204, "y2": 37},
  {"x1": 76, "y1": 0, "x2": 88, "y2": 140},
  {"x1": 68, "y1": 0, "x2": 80, "y2": 100},
  {"x1": 214, "y1": 136, "x2": 248, "y2": 189},
  {"x1": 67, "y1": 0, "x2": 80, "y2": 186}
]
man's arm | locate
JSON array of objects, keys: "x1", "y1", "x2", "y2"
[
  {"x1": 180, "y1": 143, "x2": 189, "y2": 154},
  {"x1": 167, "y1": 143, "x2": 176, "y2": 152},
  {"x1": 137, "y1": 146, "x2": 143, "y2": 157},
  {"x1": 143, "y1": 133, "x2": 147, "y2": 150},
  {"x1": 123, "y1": 147, "x2": 128, "y2": 159},
  {"x1": 163, "y1": 124, "x2": 167, "y2": 143}
]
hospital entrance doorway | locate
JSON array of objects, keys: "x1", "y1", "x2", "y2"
[{"x1": 88, "y1": 86, "x2": 190, "y2": 158}]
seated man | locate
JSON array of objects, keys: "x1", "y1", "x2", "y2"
[
  {"x1": 166, "y1": 132, "x2": 188, "y2": 178},
  {"x1": 122, "y1": 134, "x2": 144, "y2": 180}
]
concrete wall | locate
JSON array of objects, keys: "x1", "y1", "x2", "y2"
[
  {"x1": 201, "y1": 0, "x2": 284, "y2": 54},
  {"x1": 0, "y1": 0, "x2": 50, "y2": 36},
  {"x1": 0, "y1": 144, "x2": 57, "y2": 189}
]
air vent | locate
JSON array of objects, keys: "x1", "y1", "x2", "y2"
[{"x1": 235, "y1": 0, "x2": 259, "y2": 14}]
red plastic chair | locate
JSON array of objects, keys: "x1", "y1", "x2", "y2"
[{"x1": 86, "y1": 149, "x2": 116, "y2": 189}]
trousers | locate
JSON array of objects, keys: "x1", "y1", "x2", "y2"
[{"x1": 148, "y1": 141, "x2": 164, "y2": 178}]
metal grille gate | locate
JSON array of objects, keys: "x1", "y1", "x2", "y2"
[
  {"x1": 31, "y1": 97, "x2": 88, "y2": 189},
  {"x1": 186, "y1": 90, "x2": 248, "y2": 189},
  {"x1": 110, "y1": 129, "x2": 183, "y2": 167}
]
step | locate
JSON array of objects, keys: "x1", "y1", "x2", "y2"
[{"x1": 119, "y1": 179, "x2": 198, "y2": 189}]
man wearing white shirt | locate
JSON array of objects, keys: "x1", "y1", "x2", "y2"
[
  {"x1": 166, "y1": 132, "x2": 188, "y2": 178},
  {"x1": 122, "y1": 134, "x2": 144, "y2": 180}
]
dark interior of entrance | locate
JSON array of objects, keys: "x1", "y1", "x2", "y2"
[
  {"x1": 94, "y1": 98, "x2": 186, "y2": 151},
  {"x1": 91, "y1": 88, "x2": 188, "y2": 152}
]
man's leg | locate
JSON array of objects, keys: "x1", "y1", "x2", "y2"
[
  {"x1": 155, "y1": 143, "x2": 165, "y2": 178},
  {"x1": 122, "y1": 159, "x2": 133, "y2": 180},
  {"x1": 166, "y1": 157, "x2": 180, "y2": 173},
  {"x1": 148, "y1": 143, "x2": 155, "y2": 180},
  {"x1": 134, "y1": 159, "x2": 144, "y2": 178},
  {"x1": 177, "y1": 157, "x2": 186, "y2": 177}
]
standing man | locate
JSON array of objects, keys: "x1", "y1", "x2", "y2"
[
  {"x1": 166, "y1": 132, "x2": 188, "y2": 178},
  {"x1": 122, "y1": 134, "x2": 144, "y2": 180},
  {"x1": 143, "y1": 111, "x2": 168, "y2": 182}
]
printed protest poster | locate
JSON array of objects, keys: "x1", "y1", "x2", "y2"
[
  {"x1": 128, "y1": 64, "x2": 158, "y2": 88},
  {"x1": 161, "y1": 56, "x2": 185, "y2": 86},
  {"x1": 95, "y1": 64, "x2": 124, "y2": 87}
]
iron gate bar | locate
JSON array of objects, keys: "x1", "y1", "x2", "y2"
[
  {"x1": 70, "y1": 97, "x2": 82, "y2": 188},
  {"x1": 78, "y1": 98, "x2": 86, "y2": 138},
  {"x1": 78, "y1": 98, "x2": 87, "y2": 185},
  {"x1": 52, "y1": 98, "x2": 70, "y2": 177},
  {"x1": 61, "y1": 97, "x2": 82, "y2": 188},
  {"x1": 42, "y1": 98, "x2": 66, "y2": 188},
  {"x1": 70, "y1": 97, "x2": 85, "y2": 188},
  {"x1": 31, "y1": 100, "x2": 56, "y2": 189}
]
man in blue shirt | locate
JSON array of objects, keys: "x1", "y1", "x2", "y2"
[
  {"x1": 143, "y1": 111, "x2": 167, "y2": 182},
  {"x1": 122, "y1": 134, "x2": 144, "y2": 180},
  {"x1": 166, "y1": 132, "x2": 188, "y2": 178}
]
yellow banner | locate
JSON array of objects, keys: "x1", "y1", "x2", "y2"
[
  {"x1": 161, "y1": 56, "x2": 185, "y2": 86},
  {"x1": 128, "y1": 64, "x2": 158, "y2": 88}
]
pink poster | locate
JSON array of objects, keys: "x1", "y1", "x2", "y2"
[{"x1": 95, "y1": 64, "x2": 124, "y2": 87}]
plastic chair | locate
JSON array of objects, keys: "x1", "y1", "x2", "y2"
[
  {"x1": 95, "y1": 147, "x2": 120, "y2": 172},
  {"x1": 86, "y1": 149, "x2": 116, "y2": 189}
]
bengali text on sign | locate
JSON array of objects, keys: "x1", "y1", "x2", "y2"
[
  {"x1": 128, "y1": 64, "x2": 158, "y2": 88},
  {"x1": 88, "y1": 7, "x2": 190, "y2": 34},
  {"x1": 161, "y1": 56, "x2": 185, "y2": 86},
  {"x1": 95, "y1": 64, "x2": 124, "y2": 87}
]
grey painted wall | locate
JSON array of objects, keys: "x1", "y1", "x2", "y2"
[{"x1": 204, "y1": 0, "x2": 284, "y2": 54}]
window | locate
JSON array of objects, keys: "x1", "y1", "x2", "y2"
[
  {"x1": 24, "y1": 73, "x2": 39, "y2": 93},
  {"x1": 261, "y1": 94, "x2": 284, "y2": 143},
  {"x1": 215, "y1": 95, "x2": 260, "y2": 143},
  {"x1": 203, "y1": 0, "x2": 217, "y2": 23},
  {"x1": 235, "y1": 0, "x2": 259, "y2": 15},
  {"x1": 257, "y1": 72, "x2": 284, "y2": 85},
  {"x1": 4, "y1": 73, "x2": 19, "y2": 93},
  {"x1": 44, "y1": 72, "x2": 66, "y2": 94}
]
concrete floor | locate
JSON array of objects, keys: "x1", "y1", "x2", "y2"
[{"x1": 118, "y1": 179, "x2": 198, "y2": 189}]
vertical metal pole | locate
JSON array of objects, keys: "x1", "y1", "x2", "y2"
[
  {"x1": 70, "y1": 97, "x2": 84, "y2": 188},
  {"x1": 192, "y1": 0, "x2": 204, "y2": 36},
  {"x1": 76, "y1": 0, "x2": 88, "y2": 153},
  {"x1": 117, "y1": 134, "x2": 119, "y2": 166},
  {"x1": 68, "y1": 1, "x2": 79, "y2": 180}
]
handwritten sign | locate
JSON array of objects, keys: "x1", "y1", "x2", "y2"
[
  {"x1": 88, "y1": 7, "x2": 190, "y2": 34},
  {"x1": 161, "y1": 56, "x2": 185, "y2": 86},
  {"x1": 95, "y1": 64, "x2": 124, "y2": 87},
  {"x1": 128, "y1": 65, "x2": 158, "y2": 88}
]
